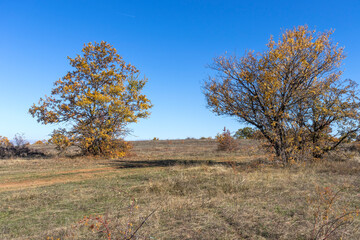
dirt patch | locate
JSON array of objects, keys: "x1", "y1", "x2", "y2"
[
  {"x1": 54, "y1": 167, "x2": 114, "y2": 174},
  {"x1": 0, "y1": 167, "x2": 117, "y2": 192}
]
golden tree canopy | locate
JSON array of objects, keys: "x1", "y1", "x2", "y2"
[
  {"x1": 30, "y1": 41, "x2": 152, "y2": 156},
  {"x1": 204, "y1": 26, "x2": 360, "y2": 162}
]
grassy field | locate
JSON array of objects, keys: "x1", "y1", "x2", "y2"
[{"x1": 0, "y1": 139, "x2": 359, "y2": 239}]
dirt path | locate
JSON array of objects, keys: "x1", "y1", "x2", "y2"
[{"x1": 0, "y1": 167, "x2": 117, "y2": 192}]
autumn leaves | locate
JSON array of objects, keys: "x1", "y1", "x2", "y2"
[
  {"x1": 204, "y1": 26, "x2": 360, "y2": 163},
  {"x1": 29, "y1": 41, "x2": 152, "y2": 157},
  {"x1": 30, "y1": 27, "x2": 360, "y2": 162}
]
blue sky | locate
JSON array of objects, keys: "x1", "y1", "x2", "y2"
[{"x1": 1, "y1": 0, "x2": 360, "y2": 141}]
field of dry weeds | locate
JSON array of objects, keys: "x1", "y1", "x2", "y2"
[{"x1": 0, "y1": 139, "x2": 359, "y2": 239}]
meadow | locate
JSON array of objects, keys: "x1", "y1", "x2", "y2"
[{"x1": 0, "y1": 139, "x2": 359, "y2": 239}]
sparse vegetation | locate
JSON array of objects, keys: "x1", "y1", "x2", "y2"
[
  {"x1": 1, "y1": 139, "x2": 358, "y2": 239},
  {"x1": 0, "y1": 134, "x2": 44, "y2": 159},
  {"x1": 74, "y1": 200, "x2": 157, "y2": 240},
  {"x1": 216, "y1": 127, "x2": 238, "y2": 152},
  {"x1": 1, "y1": 25, "x2": 360, "y2": 240},
  {"x1": 308, "y1": 186, "x2": 360, "y2": 240},
  {"x1": 13, "y1": 133, "x2": 29, "y2": 148}
]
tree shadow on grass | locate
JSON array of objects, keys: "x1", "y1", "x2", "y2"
[{"x1": 107, "y1": 158, "x2": 270, "y2": 170}]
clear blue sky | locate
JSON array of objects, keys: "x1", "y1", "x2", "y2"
[{"x1": 1, "y1": 0, "x2": 360, "y2": 141}]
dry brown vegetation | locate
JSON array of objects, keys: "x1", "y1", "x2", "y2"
[{"x1": 0, "y1": 139, "x2": 359, "y2": 239}]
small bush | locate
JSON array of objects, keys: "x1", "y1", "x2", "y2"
[
  {"x1": 0, "y1": 146, "x2": 30, "y2": 158},
  {"x1": 0, "y1": 136, "x2": 12, "y2": 148},
  {"x1": 216, "y1": 127, "x2": 238, "y2": 152},
  {"x1": 49, "y1": 129, "x2": 72, "y2": 156},
  {"x1": 0, "y1": 145, "x2": 45, "y2": 159},
  {"x1": 0, "y1": 134, "x2": 45, "y2": 159},
  {"x1": 101, "y1": 139, "x2": 133, "y2": 158},
  {"x1": 200, "y1": 137, "x2": 212, "y2": 140},
  {"x1": 34, "y1": 140, "x2": 45, "y2": 145},
  {"x1": 307, "y1": 186, "x2": 360, "y2": 240},
  {"x1": 49, "y1": 128, "x2": 132, "y2": 158},
  {"x1": 13, "y1": 133, "x2": 29, "y2": 147}
]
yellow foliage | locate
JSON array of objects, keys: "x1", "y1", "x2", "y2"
[
  {"x1": 204, "y1": 26, "x2": 360, "y2": 163},
  {"x1": 29, "y1": 41, "x2": 152, "y2": 158},
  {"x1": 216, "y1": 127, "x2": 238, "y2": 152},
  {"x1": 49, "y1": 130, "x2": 72, "y2": 155},
  {"x1": 0, "y1": 136, "x2": 12, "y2": 147}
]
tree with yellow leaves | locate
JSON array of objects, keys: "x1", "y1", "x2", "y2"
[
  {"x1": 204, "y1": 26, "x2": 360, "y2": 163},
  {"x1": 0, "y1": 136, "x2": 12, "y2": 148},
  {"x1": 30, "y1": 41, "x2": 152, "y2": 157}
]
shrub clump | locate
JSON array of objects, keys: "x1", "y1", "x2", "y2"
[
  {"x1": 0, "y1": 135, "x2": 45, "y2": 159},
  {"x1": 216, "y1": 127, "x2": 238, "y2": 152}
]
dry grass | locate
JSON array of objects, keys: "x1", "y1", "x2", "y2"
[{"x1": 0, "y1": 139, "x2": 359, "y2": 239}]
